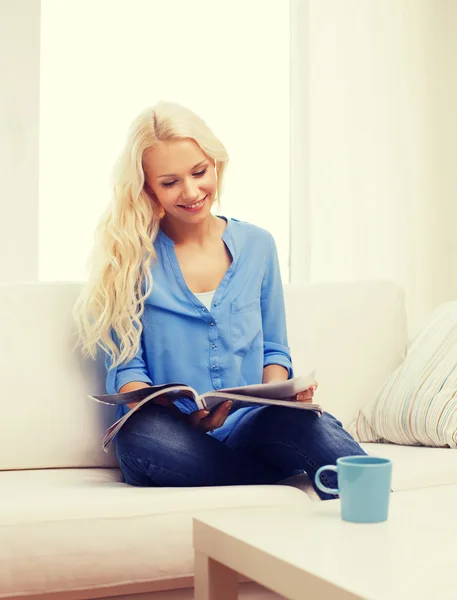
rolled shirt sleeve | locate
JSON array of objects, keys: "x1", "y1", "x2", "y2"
[
  {"x1": 105, "y1": 327, "x2": 153, "y2": 395},
  {"x1": 260, "y1": 234, "x2": 294, "y2": 378}
]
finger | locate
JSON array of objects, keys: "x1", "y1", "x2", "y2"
[
  {"x1": 209, "y1": 401, "x2": 232, "y2": 428},
  {"x1": 299, "y1": 382, "x2": 318, "y2": 397},
  {"x1": 204, "y1": 401, "x2": 232, "y2": 430},
  {"x1": 296, "y1": 391, "x2": 313, "y2": 402},
  {"x1": 189, "y1": 409, "x2": 210, "y2": 427},
  {"x1": 192, "y1": 409, "x2": 210, "y2": 419}
]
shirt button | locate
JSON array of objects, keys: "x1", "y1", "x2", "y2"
[
  {"x1": 211, "y1": 344, "x2": 216, "y2": 349},
  {"x1": 210, "y1": 322, "x2": 215, "y2": 326},
  {"x1": 212, "y1": 364, "x2": 216, "y2": 369},
  {"x1": 202, "y1": 307, "x2": 207, "y2": 312},
  {"x1": 213, "y1": 302, "x2": 218, "y2": 307}
]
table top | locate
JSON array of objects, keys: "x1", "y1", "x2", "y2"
[{"x1": 193, "y1": 485, "x2": 457, "y2": 600}]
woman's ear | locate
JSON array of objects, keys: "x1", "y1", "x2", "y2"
[
  {"x1": 143, "y1": 183, "x2": 165, "y2": 219},
  {"x1": 143, "y1": 180, "x2": 154, "y2": 198}
]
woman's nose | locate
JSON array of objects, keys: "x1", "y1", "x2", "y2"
[{"x1": 181, "y1": 177, "x2": 200, "y2": 200}]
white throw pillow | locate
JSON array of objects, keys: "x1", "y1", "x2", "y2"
[{"x1": 349, "y1": 302, "x2": 457, "y2": 448}]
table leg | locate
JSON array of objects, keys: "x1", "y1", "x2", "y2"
[{"x1": 194, "y1": 550, "x2": 238, "y2": 600}]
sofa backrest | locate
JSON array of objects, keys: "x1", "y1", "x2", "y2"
[
  {"x1": 0, "y1": 282, "x2": 118, "y2": 471},
  {"x1": 284, "y1": 280, "x2": 407, "y2": 428},
  {"x1": 0, "y1": 280, "x2": 407, "y2": 470}
]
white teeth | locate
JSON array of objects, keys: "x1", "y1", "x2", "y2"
[{"x1": 181, "y1": 197, "x2": 205, "y2": 209}]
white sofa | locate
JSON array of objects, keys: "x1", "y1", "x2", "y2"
[{"x1": 2, "y1": 280, "x2": 457, "y2": 600}]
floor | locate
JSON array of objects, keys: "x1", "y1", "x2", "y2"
[{"x1": 104, "y1": 581, "x2": 286, "y2": 600}]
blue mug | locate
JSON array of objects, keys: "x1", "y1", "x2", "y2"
[{"x1": 315, "y1": 455, "x2": 392, "y2": 523}]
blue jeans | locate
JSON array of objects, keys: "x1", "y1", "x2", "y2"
[{"x1": 115, "y1": 403, "x2": 367, "y2": 500}]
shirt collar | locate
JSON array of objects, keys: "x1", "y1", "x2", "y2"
[{"x1": 156, "y1": 216, "x2": 232, "y2": 249}]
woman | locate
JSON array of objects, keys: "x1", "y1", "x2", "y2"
[{"x1": 74, "y1": 100, "x2": 366, "y2": 499}]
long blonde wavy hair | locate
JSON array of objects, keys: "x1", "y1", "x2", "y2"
[{"x1": 73, "y1": 100, "x2": 229, "y2": 370}]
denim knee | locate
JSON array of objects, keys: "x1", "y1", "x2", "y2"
[
  {"x1": 296, "y1": 410, "x2": 359, "y2": 445},
  {"x1": 115, "y1": 403, "x2": 190, "y2": 458},
  {"x1": 262, "y1": 406, "x2": 344, "y2": 439}
]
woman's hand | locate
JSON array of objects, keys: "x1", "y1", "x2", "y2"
[
  {"x1": 295, "y1": 380, "x2": 319, "y2": 403},
  {"x1": 153, "y1": 395, "x2": 233, "y2": 432},
  {"x1": 188, "y1": 401, "x2": 233, "y2": 432}
]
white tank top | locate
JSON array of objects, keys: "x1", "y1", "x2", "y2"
[{"x1": 194, "y1": 290, "x2": 216, "y2": 312}]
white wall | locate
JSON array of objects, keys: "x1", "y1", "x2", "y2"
[
  {"x1": 290, "y1": 0, "x2": 310, "y2": 284},
  {"x1": 0, "y1": 0, "x2": 40, "y2": 281},
  {"x1": 309, "y1": 0, "x2": 457, "y2": 335}
]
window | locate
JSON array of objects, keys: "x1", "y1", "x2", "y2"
[{"x1": 39, "y1": 0, "x2": 291, "y2": 282}]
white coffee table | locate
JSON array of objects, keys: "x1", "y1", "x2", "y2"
[{"x1": 193, "y1": 485, "x2": 457, "y2": 600}]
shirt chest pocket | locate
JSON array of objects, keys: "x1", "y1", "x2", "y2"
[{"x1": 230, "y1": 297, "x2": 263, "y2": 357}]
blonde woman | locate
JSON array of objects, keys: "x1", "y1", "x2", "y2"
[{"x1": 74, "y1": 101, "x2": 366, "y2": 499}]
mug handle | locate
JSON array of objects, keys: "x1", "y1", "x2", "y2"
[{"x1": 315, "y1": 465, "x2": 339, "y2": 494}]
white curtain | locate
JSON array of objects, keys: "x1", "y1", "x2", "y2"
[{"x1": 306, "y1": 0, "x2": 457, "y2": 336}]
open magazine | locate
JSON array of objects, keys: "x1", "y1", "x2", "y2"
[{"x1": 90, "y1": 370, "x2": 320, "y2": 453}]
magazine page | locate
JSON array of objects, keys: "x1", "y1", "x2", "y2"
[
  {"x1": 99, "y1": 385, "x2": 198, "y2": 452},
  {"x1": 89, "y1": 383, "x2": 194, "y2": 405},
  {"x1": 200, "y1": 392, "x2": 323, "y2": 415},
  {"x1": 207, "y1": 370, "x2": 317, "y2": 402}
]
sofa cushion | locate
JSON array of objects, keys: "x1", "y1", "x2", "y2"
[
  {"x1": 363, "y1": 442, "x2": 457, "y2": 490},
  {"x1": 2, "y1": 443, "x2": 454, "y2": 598},
  {"x1": 0, "y1": 468, "x2": 310, "y2": 598},
  {"x1": 350, "y1": 302, "x2": 457, "y2": 448}
]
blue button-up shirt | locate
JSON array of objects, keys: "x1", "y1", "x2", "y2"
[{"x1": 105, "y1": 216, "x2": 294, "y2": 442}]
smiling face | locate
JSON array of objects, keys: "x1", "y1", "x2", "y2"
[{"x1": 143, "y1": 139, "x2": 217, "y2": 225}]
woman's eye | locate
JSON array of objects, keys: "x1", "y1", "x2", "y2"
[{"x1": 161, "y1": 168, "x2": 207, "y2": 188}]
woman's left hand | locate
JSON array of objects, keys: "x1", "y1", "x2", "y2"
[{"x1": 295, "y1": 380, "x2": 319, "y2": 403}]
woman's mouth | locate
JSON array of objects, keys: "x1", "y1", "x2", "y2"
[{"x1": 178, "y1": 195, "x2": 207, "y2": 213}]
